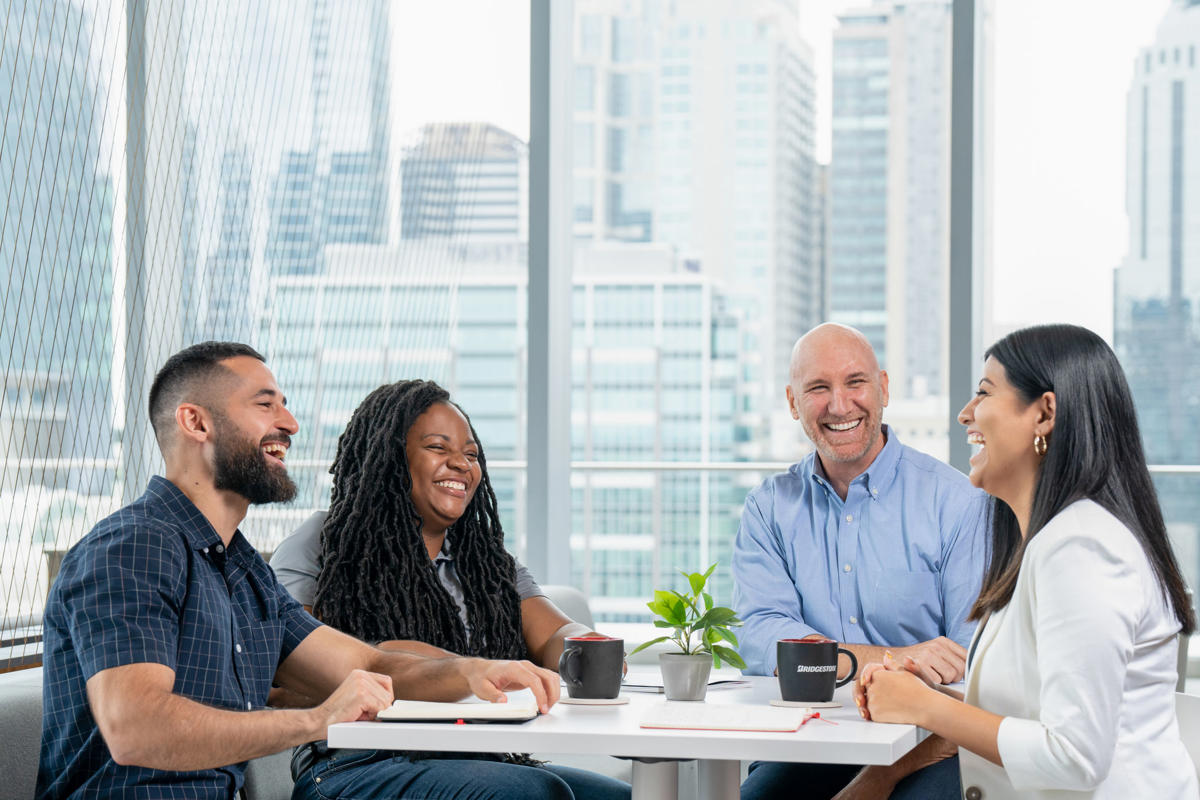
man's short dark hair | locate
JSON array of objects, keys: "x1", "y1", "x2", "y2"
[{"x1": 148, "y1": 342, "x2": 265, "y2": 445}]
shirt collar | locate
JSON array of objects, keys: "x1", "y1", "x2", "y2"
[
  {"x1": 434, "y1": 536, "x2": 454, "y2": 565},
  {"x1": 144, "y1": 475, "x2": 249, "y2": 557},
  {"x1": 804, "y1": 424, "x2": 903, "y2": 498}
]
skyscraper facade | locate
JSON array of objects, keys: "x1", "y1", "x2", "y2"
[
  {"x1": 0, "y1": 0, "x2": 113, "y2": 493},
  {"x1": 1115, "y1": 0, "x2": 1200, "y2": 584},
  {"x1": 572, "y1": 0, "x2": 821, "y2": 456},
  {"x1": 831, "y1": 0, "x2": 953, "y2": 402},
  {"x1": 400, "y1": 123, "x2": 529, "y2": 247},
  {"x1": 266, "y1": 0, "x2": 390, "y2": 276}
]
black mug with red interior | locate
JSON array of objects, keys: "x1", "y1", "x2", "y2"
[
  {"x1": 776, "y1": 637, "x2": 857, "y2": 703},
  {"x1": 558, "y1": 634, "x2": 624, "y2": 699}
]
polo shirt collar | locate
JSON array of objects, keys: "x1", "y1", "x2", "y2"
[{"x1": 805, "y1": 424, "x2": 903, "y2": 498}]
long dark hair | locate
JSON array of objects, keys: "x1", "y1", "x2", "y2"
[
  {"x1": 969, "y1": 324, "x2": 1194, "y2": 634},
  {"x1": 312, "y1": 379, "x2": 528, "y2": 659}
]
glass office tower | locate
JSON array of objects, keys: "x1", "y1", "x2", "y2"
[{"x1": 1114, "y1": 0, "x2": 1200, "y2": 589}]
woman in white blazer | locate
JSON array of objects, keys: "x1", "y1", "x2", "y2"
[{"x1": 855, "y1": 324, "x2": 1198, "y2": 800}]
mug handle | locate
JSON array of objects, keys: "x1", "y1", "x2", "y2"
[
  {"x1": 558, "y1": 645, "x2": 583, "y2": 688},
  {"x1": 835, "y1": 648, "x2": 858, "y2": 688}
]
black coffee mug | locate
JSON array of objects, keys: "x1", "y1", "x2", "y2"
[
  {"x1": 777, "y1": 638, "x2": 857, "y2": 703},
  {"x1": 558, "y1": 635, "x2": 624, "y2": 699}
]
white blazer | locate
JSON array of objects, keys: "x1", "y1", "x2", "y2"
[{"x1": 960, "y1": 499, "x2": 1198, "y2": 799}]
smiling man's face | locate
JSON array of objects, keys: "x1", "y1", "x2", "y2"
[
  {"x1": 787, "y1": 325, "x2": 889, "y2": 475},
  {"x1": 208, "y1": 356, "x2": 298, "y2": 505}
]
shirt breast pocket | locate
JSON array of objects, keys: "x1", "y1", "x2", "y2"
[{"x1": 867, "y1": 568, "x2": 940, "y2": 630}]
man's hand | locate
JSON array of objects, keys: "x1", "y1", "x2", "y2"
[
  {"x1": 311, "y1": 669, "x2": 395, "y2": 734},
  {"x1": 895, "y1": 636, "x2": 966, "y2": 684},
  {"x1": 462, "y1": 658, "x2": 561, "y2": 713}
]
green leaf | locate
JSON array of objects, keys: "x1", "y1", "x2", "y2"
[
  {"x1": 653, "y1": 619, "x2": 678, "y2": 628},
  {"x1": 703, "y1": 592, "x2": 713, "y2": 611},
  {"x1": 687, "y1": 571, "x2": 706, "y2": 596},
  {"x1": 703, "y1": 562, "x2": 717, "y2": 580},
  {"x1": 653, "y1": 590, "x2": 677, "y2": 608},
  {"x1": 712, "y1": 645, "x2": 746, "y2": 670},
  {"x1": 713, "y1": 626, "x2": 739, "y2": 646},
  {"x1": 667, "y1": 598, "x2": 687, "y2": 625},
  {"x1": 695, "y1": 606, "x2": 738, "y2": 629},
  {"x1": 628, "y1": 636, "x2": 671, "y2": 656}
]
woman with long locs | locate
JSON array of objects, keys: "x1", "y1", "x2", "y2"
[{"x1": 272, "y1": 380, "x2": 630, "y2": 800}]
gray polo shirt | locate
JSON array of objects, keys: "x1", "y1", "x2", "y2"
[{"x1": 270, "y1": 510, "x2": 544, "y2": 633}]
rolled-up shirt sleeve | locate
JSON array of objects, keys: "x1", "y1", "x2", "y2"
[
  {"x1": 733, "y1": 488, "x2": 820, "y2": 676},
  {"x1": 995, "y1": 531, "x2": 1138, "y2": 791}
]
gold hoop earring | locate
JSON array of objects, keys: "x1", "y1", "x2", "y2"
[{"x1": 1033, "y1": 434, "x2": 1048, "y2": 457}]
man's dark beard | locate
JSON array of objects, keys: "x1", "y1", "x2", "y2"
[{"x1": 211, "y1": 413, "x2": 297, "y2": 504}]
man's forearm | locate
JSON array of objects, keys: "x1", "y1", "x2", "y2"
[
  {"x1": 837, "y1": 643, "x2": 891, "y2": 680},
  {"x1": 836, "y1": 735, "x2": 957, "y2": 799},
  {"x1": 106, "y1": 691, "x2": 320, "y2": 770}
]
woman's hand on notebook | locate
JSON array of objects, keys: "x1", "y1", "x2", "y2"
[{"x1": 463, "y1": 658, "x2": 561, "y2": 713}]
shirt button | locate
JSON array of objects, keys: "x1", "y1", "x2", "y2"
[
  {"x1": 845, "y1": 514, "x2": 853, "y2": 522},
  {"x1": 246, "y1": 701, "x2": 252, "y2": 710},
  {"x1": 202, "y1": 547, "x2": 209, "y2": 554},
  {"x1": 215, "y1": 544, "x2": 225, "y2": 553},
  {"x1": 843, "y1": 564, "x2": 852, "y2": 573},
  {"x1": 965, "y1": 787, "x2": 982, "y2": 800},
  {"x1": 850, "y1": 616, "x2": 858, "y2": 624},
  {"x1": 235, "y1": 644, "x2": 242, "y2": 654}
]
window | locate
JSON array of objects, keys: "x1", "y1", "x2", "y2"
[{"x1": 0, "y1": 0, "x2": 529, "y2": 659}]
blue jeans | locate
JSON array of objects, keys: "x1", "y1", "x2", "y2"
[
  {"x1": 292, "y1": 748, "x2": 631, "y2": 800},
  {"x1": 740, "y1": 755, "x2": 961, "y2": 800}
]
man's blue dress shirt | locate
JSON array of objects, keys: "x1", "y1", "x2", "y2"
[
  {"x1": 37, "y1": 477, "x2": 321, "y2": 799},
  {"x1": 733, "y1": 427, "x2": 990, "y2": 676}
]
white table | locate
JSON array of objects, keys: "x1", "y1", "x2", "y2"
[{"x1": 328, "y1": 677, "x2": 930, "y2": 800}]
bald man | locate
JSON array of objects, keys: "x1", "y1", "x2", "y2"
[{"x1": 733, "y1": 323, "x2": 988, "y2": 800}]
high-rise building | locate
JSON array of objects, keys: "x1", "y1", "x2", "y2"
[
  {"x1": 254, "y1": 246, "x2": 745, "y2": 620},
  {"x1": 830, "y1": 0, "x2": 959, "y2": 401},
  {"x1": 400, "y1": 123, "x2": 529, "y2": 246},
  {"x1": 0, "y1": 0, "x2": 113, "y2": 493},
  {"x1": 266, "y1": 0, "x2": 390, "y2": 276},
  {"x1": 572, "y1": 0, "x2": 821, "y2": 455},
  {"x1": 1114, "y1": 0, "x2": 1200, "y2": 583}
]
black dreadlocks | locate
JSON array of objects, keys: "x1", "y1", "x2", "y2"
[{"x1": 312, "y1": 379, "x2": 528, "y2": 662}]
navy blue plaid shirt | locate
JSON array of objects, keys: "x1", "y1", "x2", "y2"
[{"x1": 37, "y1": 477, "x2": 322, "y2": 799}]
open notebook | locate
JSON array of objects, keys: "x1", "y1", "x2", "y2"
[{"x1": 378, "y1": 700, "x2": 539, "y2": 724}]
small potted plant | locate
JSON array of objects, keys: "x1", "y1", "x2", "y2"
[{"x1": 629, "y1": 563, "x2": 746, "y2": 701}]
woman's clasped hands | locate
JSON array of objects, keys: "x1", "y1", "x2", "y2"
[{"x1": 853, "y1": 650, "x2": 938, "y2": 726}]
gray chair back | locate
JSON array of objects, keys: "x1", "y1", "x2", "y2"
[
  {"x1": 1177, "y1": 692, "x2": 1200, "y2": 781},
  {"x1": 0, "y1": 668, "x2": 44, "y2": 799},
  {"x1": 241, "y1": 748, "x2": 294, "y2": 800}
]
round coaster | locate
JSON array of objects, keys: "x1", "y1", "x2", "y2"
[
  {"x1": 561, "y1": 695, "x2": 630, "y2": 705},
  {"x1": 770, "y1": 699, "x2": 842, "y2": 709}
]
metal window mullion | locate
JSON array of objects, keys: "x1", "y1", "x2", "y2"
[{"x1": 527, "y1": 0, "x2": 573, "y2": 584}]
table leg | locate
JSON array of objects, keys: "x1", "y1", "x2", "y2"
[
  {"x1": 696, "y1": 759, "x2": 740, "y2": 800},
  {"x1": 631, "y1": 759, "x2": 679, "y2": 800}
]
